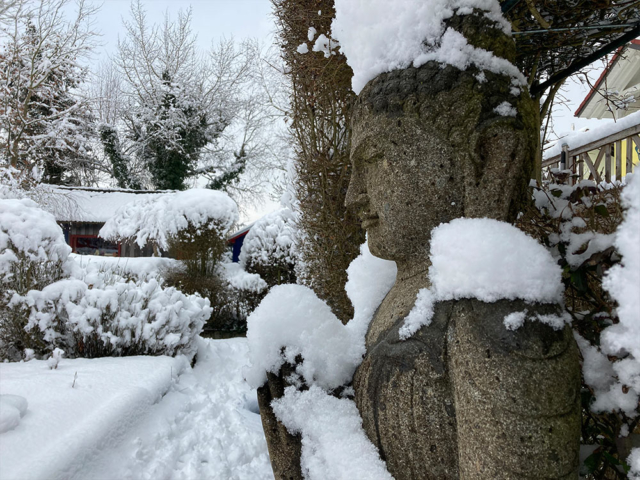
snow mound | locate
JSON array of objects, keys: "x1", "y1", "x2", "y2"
[
  {"x1": 0, "y1": 395, "x2": 28, "y2": 433},
  {"x1": 400, "y1": 218, "x2": 563, "y2": 339},
  {"x1": 0, "y1": 198, "x2": 71, "y2": 282},
  {"x1": 245, "y1": 240, "x2": 395, "y2": 390},
  {"x1": 0, "y1": 355, "x2": 187, "y2": 480},
  {"x1": 332, "y1": 0, "x2": 522, "y2": 93},
  {"x1": 100, "y1": 189, "x2": 238, "y2": 250},
  {"x1": 245, "y1": 284, "x2": 361, "y2": 390},
  {"x1": 272, "y1": 386, "x2": 392, "y2": 480}
]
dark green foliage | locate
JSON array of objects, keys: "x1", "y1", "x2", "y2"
[
  {"x1": 207, "y1": 148, "x2": 247, "y2": 191},
  {"x1": 143, "y1": 72, "x2": 210, "y2": 191},
  {"x1": 99, "y1": 125, "x2": 141, "y2": 190}
]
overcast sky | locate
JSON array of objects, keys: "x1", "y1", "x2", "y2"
[
  {"x1": 92, "y1": 0, "x2": 275, "y2": 58},
  {"x1": 85, "y1": 0, "x2": 614, "y2": 221}
]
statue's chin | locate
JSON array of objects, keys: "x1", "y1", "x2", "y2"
[{"x1": 366, "y1": 232, "x2": 395, "y2": 262}]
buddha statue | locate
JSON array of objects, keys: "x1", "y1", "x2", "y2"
[{"x1": 345, "y1": 10, "x2": 581, "y2": 480}]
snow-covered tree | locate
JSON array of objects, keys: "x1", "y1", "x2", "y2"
[
  {"x1": 0, "y1": 0, "x2": 97, "y2": 184},
  {"x1": 109, "y1": 1, "x2": 275, "y2": 193}
]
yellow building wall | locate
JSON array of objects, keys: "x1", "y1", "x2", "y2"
[{"x1": 583, "y1": 137, "x2": 639, "y2": 180}]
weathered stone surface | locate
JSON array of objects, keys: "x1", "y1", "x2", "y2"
[
  {"x1": 353, "y1": 299, "x2": 459, "y2": 479},
  {"x1": 448, "y1": 300, "x2": 581, "y2": 479}
]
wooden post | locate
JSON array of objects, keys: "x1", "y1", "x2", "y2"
[
  {"x1": 582, "y1": 153, "x2": 602, "y2": 183},
  {"x1": 578, "y1": 155, "x2": 584, "y2": 180},
  {"x1": 615, "y1": 140, "x2": 622, "y2": 182},
  {"x1": 627, "y1": 137, "x2": 634, "y2": 178},
  {"x1": 605, "y1": 143, "x2": 612, "y2": 183}
]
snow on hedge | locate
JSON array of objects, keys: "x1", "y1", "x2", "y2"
[
  {"x1": 0, "y1": 198, "x2": 72, "y2": 282},
  {"x1": 331, "y1": 0, "x2": 524, "y2": 93},
  {"x1": 70, "y1": 254, "x2": 180, "y2": 280},
  {"x1": 602, "y1": 174, "x2": 640, "y2": 360},
  {"x1": 400, "y1": 218, "x2": 565, "y2": 339},
  {"x1": 239, "y1": 208, "x2": 298, "y2": 269},
  {"x1": 100, "y1": 189, "x2": 239, "y2": 250},
  {"x1": 219, "y1": 262, "x2": 267, "y2": 294},
  {"x1": 272, "y1": 386, "x2": 393, "y2": 480},
  {"x1": 13, "y1": 271, "x2": 211, "y2": 359},
  {"x1": 1, "y1": 199, "x2": 210, "y2": 360},
  {"x1": 245, "y1": 240, "x2": 395, "y2": 390},
  {"x1": 598, "y1": 174, "x2": 640, "y2": 423}
]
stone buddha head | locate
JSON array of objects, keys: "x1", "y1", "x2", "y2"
[{"x1": 345, "y1": 13, "x2": 538, "y2": 267}]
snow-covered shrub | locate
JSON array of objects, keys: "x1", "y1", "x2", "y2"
[
  {"x1": 1, "y1": 198, "x2": 210, "y2": 360},
  {"x1": 517, "y1": 174, "x2": 639, "y2": 477},
  {"x1": 11, "y1": 266, "x2": 211, "y2": 360},
  {"x1": 0, "y1": 198, "x2": 72, "y2": 358},
  {"x1": 240, "y1": 207, "x2": 298, "y2": 287},
  {"x1": 167, "y1": 259, "x2": 266, "y2": 332},
  {"x1": 103, "y1": 188, "x2": 244, "y2": 331},
  {"x1": 100, "y1": 189, "x2": 239, "y2": 254}
]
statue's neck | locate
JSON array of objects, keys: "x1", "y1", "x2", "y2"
[
  {"x1": 364, "y1": 257, "x2": 431, "y2": 347},
  {"x1": 396, "y1": 258, "x2": 431, "y2": 286}
]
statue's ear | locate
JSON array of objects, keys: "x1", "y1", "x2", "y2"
[{"x1": 464, "y1": 117, "x2": 533, "y2": 222}]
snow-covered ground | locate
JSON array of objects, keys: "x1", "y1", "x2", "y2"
[{"x1": 0, "y1": 338, "x2": 273, "y2": 480}]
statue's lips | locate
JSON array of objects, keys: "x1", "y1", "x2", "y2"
[{"x1": 361, "y1": 213, "x2": 379, "y2": 229}]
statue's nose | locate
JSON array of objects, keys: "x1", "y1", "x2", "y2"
[{"x1": 345, "y1": 166, "x2": 367, "y2": 211}]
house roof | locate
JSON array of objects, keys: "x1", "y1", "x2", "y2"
[
  {"x1": 47, "y1": 186, "x2": 166, "y2": 223},
  {"x1": 228, "y1": 222, "x2": 254, "y2": 242},
  {"x1": 575, "y1": 39, "x2": 640, "y2": 120}
]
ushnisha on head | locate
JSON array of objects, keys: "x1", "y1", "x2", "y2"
[{"x1": 346, "y1": 11, "x2": 538, "y2": 265}]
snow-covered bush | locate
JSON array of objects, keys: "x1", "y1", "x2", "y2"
[
  {"x1": 11, "y1": 268, "x2": 211, "y2": 360},
  {"x1": 168, "y1": 259, "x2": 266, "y2": 332},
  {"x1": 1, "y1": 198, "x2": 210, "y2": 360},
  {"x1": 100, "y1": 189, "x2": 239, "y2": 254},
  {"x1": 0, "y1": 198, "x2": 72, "y2": 358},
  {"x1": 240, "y1": 208, "x2": 298, "y2": 287},
  {"x1": 517, "y1": 174, "x2": 639, "y2": 477}
]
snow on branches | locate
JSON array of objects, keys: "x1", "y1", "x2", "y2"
[{"x1": 0, "y1": 0, "x2": 97, "y2": 182}]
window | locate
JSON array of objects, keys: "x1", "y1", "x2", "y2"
[{"x1": 70, "y1": 235, "x2": 120, "y2": 257}]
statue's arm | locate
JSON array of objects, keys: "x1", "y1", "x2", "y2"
[{"x1": 447, "y1": 298, "x2": 581, "y2": 479}]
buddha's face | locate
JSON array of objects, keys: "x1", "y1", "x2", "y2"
[{"x1": 346, "y1": 109, "x2": 464, "y2": 264}]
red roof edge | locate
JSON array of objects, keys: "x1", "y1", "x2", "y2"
[{"x1": 574, "y1": 45, "x2": 625, "y2": 117}]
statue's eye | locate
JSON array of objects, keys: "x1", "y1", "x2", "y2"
[{"x1": 364, "y1": 152, "x2": 384, "y2": 165}]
